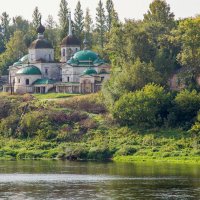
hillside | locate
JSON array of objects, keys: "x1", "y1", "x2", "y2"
[{"x1": 0, "y1": 92, "x2": 200, "y2": 163}]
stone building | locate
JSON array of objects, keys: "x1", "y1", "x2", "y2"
[{"x1": 3, "y1": 12, "x2": 110, "y2": 94}]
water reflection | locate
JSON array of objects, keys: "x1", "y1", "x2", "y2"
[{"x1": 0, "y1": 161, "x2": 200, "y2": 199}]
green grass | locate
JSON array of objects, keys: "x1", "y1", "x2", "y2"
[{"x1": 33, "y1": 93, "x2": 80, "y2": 100}]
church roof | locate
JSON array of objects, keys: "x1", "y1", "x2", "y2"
[
  {"x1": 19, "y1": 54, "x2": 29, "y2": 63},
  {"x1": 13, "y1": 61, "x2": 22, "y2": 67},
  {"x1": 16, "y1": 65, "x2": 42, "y2": 75},
  {"x1": 67, "y1": 50, "x2": 105, "y2": 67},
  {"x1": 82, "y1": 68, "x2": 97, "y2": 76},
  {"x1": 33, "y1": 78, "x2": 55, "y2": 85},
  {"x1": 61, "y1": 35, "x2": 81, "y2": 47},
  {"x1": 29, "y1": 39, "x2": 53, "y2": 49}
]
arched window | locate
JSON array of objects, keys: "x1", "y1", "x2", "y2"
[
  {"x1": 26, "y1": 79, "x2": 29, "y2": 85},
  {"x1": 63, "y1": 49, "x2": 65, "y2": 57}
]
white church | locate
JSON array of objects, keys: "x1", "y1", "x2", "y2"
[{"x1": 3, "y1": 13, "x2": 110, "y2": 94}]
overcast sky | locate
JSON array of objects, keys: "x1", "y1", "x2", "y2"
[{"x1": 0, "y1": 0, "x2": 200, "y2": 23}]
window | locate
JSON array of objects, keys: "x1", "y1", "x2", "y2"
[
  {"x1": 101, "y1": 77, "x2": 104, "y2": 82},
  {"x1": 49, "y1": 54, "x2": 51, "y2": 61},
  {"x1": 18, "y1": 79, "x2": 20, "y2": 83},
  {"x1": 26, "y1": 79, "x2": 29, "y2": 85},
  {"x1": 45, "y1": 68, "x2": 48, "y2": 75},
  {"x1": 63, "y1": 49, "x2": 65, "y2": 57},
  {"x1": 67, "y1": 77, "x2": 70, "y2": 82}
]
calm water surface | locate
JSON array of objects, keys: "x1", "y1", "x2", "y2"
[{"x1": 0, "y1": 160, "x2": 200, "y2": 199}]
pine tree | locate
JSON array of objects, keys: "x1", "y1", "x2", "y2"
[
  {"x1": 0, "y1": 12, "x2": 10, "y2": 42},
  {"x1": 106, "y1": 0, "x2": 114, "y2": 31},
  {"x1": 96, "y1": 0, "x2": 106, "y2": 50},
  {"x1": 32, "y1": 7, "x2": 41, "y2": 29},
  {"x1": 74, "y1": 1, "x2": 84, "y2": 41},
  {"x1": 45, "y1": 15, "x2": 58, "y2": 47},
  {"x1": 58, "y1": 0, "x2": 68, "y2": 39},
  {"x1": 84, "y1": 8, "x2": 93, "y2": 46}
]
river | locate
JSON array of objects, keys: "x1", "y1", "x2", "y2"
[{"x1": 0, "y1": 160, "x2": 200, "y2": 199}]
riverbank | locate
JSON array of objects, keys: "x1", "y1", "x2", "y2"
[{"x1": 0, "y1": 92, "x2": 200, "y2": 163}]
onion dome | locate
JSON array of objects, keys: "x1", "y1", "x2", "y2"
[
  {"x1": 29, "y1": 39, "x2": 53, "y2": 49},
  {"x1": 83, "y1": 68, "x2": 97, "y2": 76},
  {"x1": 61, "y1": 35, "x2": 81, "y2": 47},
  {"x1": 67, "y1": 50, "x2": 106, "y2": 67},
  {"x1": 16, "y1": 65, "x2": 42, "y2": 75},
  {"x1": 74, "y1": 50, "x2": 98, "y2": 61},
  {"x1": 37, "y1": 23, "x2": 45, "y2": 34}
]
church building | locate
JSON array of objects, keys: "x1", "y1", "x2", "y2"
[{"x1": 3, "y1": 12, "x2": 110, "y2": 94}]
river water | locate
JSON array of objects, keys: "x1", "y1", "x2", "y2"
[{"x1": 0, "y1": 160, "x2": 200, "y2": 199}]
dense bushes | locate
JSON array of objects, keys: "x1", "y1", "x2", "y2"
[
  {"x1": 112, "y1": 84, "x2": 171, "y2": 127},
  {"x1": 110, "y1": 84, "x2": 200, "y2": 129}
]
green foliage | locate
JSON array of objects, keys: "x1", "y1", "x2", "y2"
[
  {"x1": 74, "y1": 1, "x2": 84, "y2": 41},
  {"x1": 96, "y1": 0, "x2": 106, "y2": 50},
  {"x1": 144, "y1": 0, "x2": 175, "y2": 29},
  {"x1": 168, "y1": 90, "x2": 200, "y2": 127},
  {"x1": 102, "y1": 60, "x2": 162, "y2": 108},
  {"x1": 32, "y1": 7, "x2": 41, "y2": 29},
  {"x1": 58, "y1": 0, "x2": 68, "y2": 40},
  {"x1": 176, "y1": 17, "x2": 200, "y2": 84},
  {"x1": 113, "y1": 84, "x2": 171, "y2": 127}
]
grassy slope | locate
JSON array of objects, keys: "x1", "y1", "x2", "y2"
[{"x1": 0, "y1": 92, "x2": 200, "y2": 163}]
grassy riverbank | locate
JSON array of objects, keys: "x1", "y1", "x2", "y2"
[{"x1": 0, "y1": 92, "x2": 200, "y2": 163}]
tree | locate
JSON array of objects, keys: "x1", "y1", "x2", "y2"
[
  {"x1": 45, "y1": 15, "x2": 58, "y2": 48},
  {"x1": 58, "y1": 0, "x2": 68, "y2": 39},
  {"x1": 169, "y1": 90, "x2": 200, "y2": 127},
  {"x1": 106, "y1": 0, "x2": 114, "y2": 31},
  {"x1": 74, "y1": 1, "x2": 84, "y2": 41},
  {"x1": 0, "y1": 12, "x2": 10, "y2": 42},
  {"x1": 144, "y1": 0, "x2": 175, "y2": 29},
  {"x1": 176, "y1": 17, "x2": 200, "y2": 81},
  {"x1": 84, "y1": 8, "x2": 93, "y2": 46},
  {"x1": 112, "y1": 84, "x2": 170, "y2": 127},
  {"x1": 96, "y1": 0, "x2": 106, "y2": 50},
  {"x1": 0, "y1": 31, "x2": 27, "y2": 75},
  {"x1": 12, "y1": 16, "x2": 29, "y2": 33},
  {"x1": 105, "y1": 22, "x2": 126, "y2": 69},
  {"x1": 32, "y1": 7, "x2": 42, "y2": 29},
  {"x1": 102, "y1": 59, "x2": 162, "y2": 108}
]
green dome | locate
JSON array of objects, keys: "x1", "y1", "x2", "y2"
[
  {"x1": 83, "y1": 68, "x2": 97, "y2": 75},
  {"x1": 19, "y1": 54, "x2": 29, "y2": 63},
  {"x1": 74, "y1": 50, "x2": 98, "y2": 61},
  {"x1": 67, "y1": 50, "x2": 106, "y2": 67},
  {"x1": 16, "y1": 65, "x2": 42, "y2": 75},
  {"x1": 13, "y1": 61, "x2": 22, "y2": 67}
]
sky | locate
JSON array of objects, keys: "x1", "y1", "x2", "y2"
[{"x1": 0, "y1": 0, "x2": 200, "y2": 23}]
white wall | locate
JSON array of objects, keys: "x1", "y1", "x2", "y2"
[
  {"x1": 29, "y1": 48, "x2": 54, "y2": 63},
  {"x1": 60, "y1": 46, "x2": 80, "y2": 63}
]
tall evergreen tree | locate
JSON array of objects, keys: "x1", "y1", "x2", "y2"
[
  {"x1": 84, "y1": 8, "x2": 93, "y2": 45},
  {"x1": 0, "y1": 12, "x2": 10, "y2": 42},
  {"x1": 96, "y1": 0, "x2": 106, "y2": 50},
  {"x1": 74, "y1": 1, "x2": 84, "y2": 41},
  {"x1": 32, "y1": 7, "x2": 41, "y2": 29},
  {"x1": 106, "y1": 0, "x2": 116, "y2": 31},
  {"x1": 58, "y1": 0, "x2": 68, "y2": 39},
  {"x1": 45, "y1": 15, "x2": 58, "y2": 47}
]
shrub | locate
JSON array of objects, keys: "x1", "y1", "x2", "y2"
[
  {"x1": 113, "y1": 84, "x2": 171, "y2": 127},
  {"x1": 168, "y1": 90, "x2": 200, "y2": 127}
]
